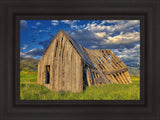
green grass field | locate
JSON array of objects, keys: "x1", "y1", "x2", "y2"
[{"x1": 20, "y1": 73, "x2": 140, "y2": 100}]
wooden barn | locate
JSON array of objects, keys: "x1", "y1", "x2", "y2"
[{"x1": 37, "y1": 30, "x2": 132, "y2": 93}]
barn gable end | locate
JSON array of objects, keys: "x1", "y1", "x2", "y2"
[{"x1": 37, "y1": 30, "x2": 83, "y2": 92}]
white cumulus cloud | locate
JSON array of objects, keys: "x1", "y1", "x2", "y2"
[
  {"x1": 51, "y1": 20, "x2": 59, "y2": 26},
  {"x1": 113, "y1": 44, "x2": 140, "y2": 64},
  {"x1": 94, "y1": 32, "x2": 107, "y2": 38},
  {"x1": 61, "y1": 20, "x2": 80, "y2": 29},
  {"x1": 20, "y1": 48, "x2": 45, "y2": 58},
  {"x1": 105, "y1": 31, "x2": 140, "y2": 45}
]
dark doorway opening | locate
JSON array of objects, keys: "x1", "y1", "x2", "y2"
[
  {"x1": 83, "y1": 65, "x2": 88, "y2": 90},
  {"x1": 45, "y1": 65, "x2": 50, "y2": 84}
]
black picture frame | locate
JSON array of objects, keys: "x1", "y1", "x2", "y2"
[
  {"x1": 15, "y1": 15, "x2": 144, "y2": 105},
  {"x1": 0, "y1": 0, "x2": 160, "y2": 120}
]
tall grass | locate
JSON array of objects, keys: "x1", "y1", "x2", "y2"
[{"x1": 20, "y1": 74, "x2": 140, "y2": 100}]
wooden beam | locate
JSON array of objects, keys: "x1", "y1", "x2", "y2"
[{"x1": 103, "y1": 67, "x2": 128, "y2": 75}]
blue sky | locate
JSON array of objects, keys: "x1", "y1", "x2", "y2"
[{"x1": 20, "y1": 20, "x2": 140, "y2": 66}]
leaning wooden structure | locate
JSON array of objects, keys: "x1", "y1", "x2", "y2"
[{"x1": 37, "y1": 30, "x2": 132, "y2": 93}]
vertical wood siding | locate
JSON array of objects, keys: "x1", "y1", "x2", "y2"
[{"x1": 37, "y1": 31, "x2": 83, "y2": 93}]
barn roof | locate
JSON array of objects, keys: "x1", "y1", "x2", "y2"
[{"x1": 60, "y1": 30, "x2": 95, "y2": 68}]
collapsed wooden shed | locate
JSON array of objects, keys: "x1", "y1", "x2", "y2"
[{"x1": 37, "y1": 30, "x2": 132, "y2": 93}]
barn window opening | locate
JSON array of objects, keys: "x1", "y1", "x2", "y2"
[{"x1": 45, "y1": 65, "x2": 50, "y2": 84}]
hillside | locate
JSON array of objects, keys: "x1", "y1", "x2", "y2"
[
  {"x1": 128, "y1": 66, "x2": 140, "y2": 76},
  {"x1": 20, "y1": 57, "x2": 140, "y2": 76},
  {"x1": 20, "y1": 57, "x2": 39, "y2": 73}
]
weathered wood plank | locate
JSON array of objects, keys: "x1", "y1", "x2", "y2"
[
  {"x1": 103, "y1": 67, "x2": 128, "y2": 75},
  {"x1": 86, "y1": 67, "x2": 91, "y2": 86}
]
